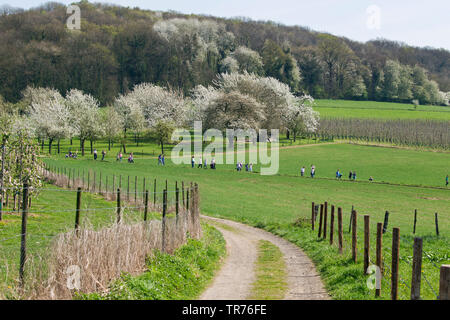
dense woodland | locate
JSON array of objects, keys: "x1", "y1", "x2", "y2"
[{"x1": 0, "y1": 1, "x2": 449, "y2": 107}]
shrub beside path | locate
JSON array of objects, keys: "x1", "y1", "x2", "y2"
[{"x1": 199, "y1": 216, "x2": 330, "y2": 300}]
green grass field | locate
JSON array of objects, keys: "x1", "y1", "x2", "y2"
[
  {"x1": 38, "y1": 136, "x2": 449, "y2": 300},
  {"x1": 3, "y1": 132, "x2": 448, "y2": 300},
  {"x1": 315, "y1": 99, "x2": 450, "y2": 120}
]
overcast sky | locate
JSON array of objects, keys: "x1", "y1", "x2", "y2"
[{"x1": 3, "y1": 0, "x2": 450, "y2": 50}]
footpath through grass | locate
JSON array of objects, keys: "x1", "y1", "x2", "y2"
[{"x1": 79, "y1": 223, "x2": 226, "y2": 300}]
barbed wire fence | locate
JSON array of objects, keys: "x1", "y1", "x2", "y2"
[{"x1": 0, "y1": 164, "x2": 202, "y2": 300}]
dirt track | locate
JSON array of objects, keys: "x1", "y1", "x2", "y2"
[{"x1": 199, "y1": 216, "x2": 330, "y2": 300}]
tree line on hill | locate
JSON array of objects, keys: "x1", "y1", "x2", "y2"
[{"x1": 0, "y1": 1, "x2": 449, "y2": 108}]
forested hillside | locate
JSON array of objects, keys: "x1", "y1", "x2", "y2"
[{"x1": 0, "y1": 0, "x2": 449, "y2": 106}]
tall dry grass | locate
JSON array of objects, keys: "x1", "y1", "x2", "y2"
[{"x1": 11, "y1": 169, "x2": 202, "y2": 300}]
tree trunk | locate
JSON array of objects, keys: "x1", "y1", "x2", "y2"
[
  {"x1": 123, "y1": 129, "x2": 127, "y2": 154},
  {"x1": 108, "y1": 139, "x2": 111, "y2": 151},
  {"x1": 90, "y1": 140, "x2": 93, "y2": 154},
  {"x1": 57, "y1": 139, "x2": 60, "y2": 154},
  {"x1": 81, "y1": 139, "x2": 85, "y2": 157},
  {"x1": 41, "y1": 139, "x2": 44, "y2": 151},
  {"x1": 49, "y1": 138, "x2": 54, "y2": 154},
  {"x1": 161, "y1": 140, "x2": 164, "y2": 155},
  {"x1": 70, "y1": 138, "x2": 73, "y2": 145}
]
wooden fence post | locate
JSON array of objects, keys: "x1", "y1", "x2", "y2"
[
  {"x1": 186, "y1": 188, "x2": 189, "y2": 211},
  {"x1": 338, "y1": 207, "x2": 343, "y2": 254},
  {"x1": 348, "y1": 205, "x2": 354, "y2": 233},
  {"x1": 376, "y1": 222, "x2": 383, "y2": 297},
  {"x1": 93, "y1": 171, "x2": 96, "y2": 193},
  {"x1": 318, "y1": 204, "x2": 324, "y2": 238},
  {"x1": 311, "y1": 202, "x2": 315, "y2": 230},
  {"x1": 143, "y1": 178, "x2": 146, "y2": 204},
  {"x1": 411, "y1": 237, "x2": 423, "y2": 300},
  {"x1": 162, "y1": 189, "x2": 167, "y2": 253},
  {"x1": 75, "y1": 188, "x2": 82, "y2": 236},
  {"x1": 127, "y1": 175, "x2": 130, "y2": 201},
  {"x1": 364, "y1": 215, "x2": 370, "y2": 273},
  {"x1": 87, "y1": 171, "x2": 90, "y2": 191},
  {"x1": 116, "y1": 188, "x2": 121, "y2": 224},
  {"x1": 19, "y1": 183, "x2": 29, "y2": 288},
  {"x1": 144, "y1": 190, "x2": 149, "y2": 222},
  {"x1": 153, "y1": 179, "x2": 157, "y2": 205},
  {"x1": 176, "y1": 184, "x2": 179, "y2": 226},
  {"x1": 439, "y1": 265, "x2": 450, "y2": 300},
  {"x1": 182, "y1": 181, "x2": 185, "y2": 208},
  {"x1": 323, "y1": 202, "x2": 328, "y2": 240},
  {"x1": 352, "y1": 210, "x2": 357, "y2": 263},
  {"x1": 112, "y1": 175, "x2": 115, "y2": 199},
  {"x1": 413, "y1": 209, "x2": 417, "y2": 234},
  {"x1": 391, "y1": 228, "x2": 400, "y2": 300},
  {"x1": 383, "y1": 211, "x2": 389, "y2": 234},
  {"x1": 134, "y1": 176, "x2": 137, "y2": 203},
  {"x1": 0, "y1": 144, "x2": 5, "y2": 222},
  {"x1": 330, "y1": 205, "x2": 335, "y2": 245},
  {"x1": 99, "y1": 171, "x2": 102, "y2": 194},
  {"x1": 435, "y1": 213, "x2": 439, "y2": 236}
]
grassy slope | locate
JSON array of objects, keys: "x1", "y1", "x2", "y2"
[
  {"x1": 315, "y1": 99, "x2": 450, "y2": 120},
  {"x1": 44, "y1": 141, "x2": 449, "y2": 299},
  {"x1": 80, "y1": 223, "x2": 226, "y2": 300}
]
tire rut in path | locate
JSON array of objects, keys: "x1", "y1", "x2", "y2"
[{"x1": 199, "y1": 216, "x2": 330, "y2": 300}]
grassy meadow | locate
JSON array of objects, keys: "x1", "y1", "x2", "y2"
[
  {"x1": 315, "y1": 99, "x2": 450, "y2": 120},
  {"x1": 37, "y1": 134, "x2": 449, "y2": 299}
]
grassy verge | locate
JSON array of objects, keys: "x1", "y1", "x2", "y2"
[
  {"x1": 79, "y1": 223, "x2": 226, "y2": 300},
  {"x1": 248, "y1": 240, "x2": 287, "y2": 300},
  {"x1": 242, "y1": 218, "x2": 447, "y2": 300}
]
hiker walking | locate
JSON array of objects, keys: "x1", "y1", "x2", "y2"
[
  {"x1": 301, "y1": 166, "x2": 305, "y2": 177},
  {"x1": 446, "y1": 175, "x2": 449, "y2": 187},
  {"x1": 93, "y1": 149, "x2": 98, "y2": 160},
  {"x1": 191, "y1": 156, "x2": 195, "y2": 168},
  {"x1": 311, "y1": 165, "x2": 316, "y2": 178},
  {"x1": 352, "y1": 171, "x2": 356, "y2": 181},
  {"x1": 101, "y1": 150, "x2": 106, "y2": 161}
]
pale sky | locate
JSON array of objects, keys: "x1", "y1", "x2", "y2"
[{"x1": 2, "y1": 0, "x2": 450, "y2": 50}]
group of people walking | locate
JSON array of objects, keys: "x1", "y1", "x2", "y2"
[
  {"x1": 114, "y1": 151, "x2": 134, "y2": 163},
  {"x1": 191, "y1": 156, "x2": 216, "y2": 169},
  {"x1": 93, "y1": 149, "x2": 107, "y2": 161},
  {"x1": 158, "y1": 154, "x2": 165, "y2": 166},
  {"x1": 236, "y1": 162, "x2": 253, "y2": 172},
  {"x1": 300, "y1": 165, "x2": 366, "y2": 182}
]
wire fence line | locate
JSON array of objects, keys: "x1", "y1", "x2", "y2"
[
  {"x1": 0, "y1": 165, "x2": 203, "y2": 299},
  {"x1": 309, "y1": 201, "x2": 448, "y2": 300}
]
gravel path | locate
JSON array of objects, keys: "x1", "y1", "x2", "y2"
[{"x1": 199, "y1": 216, "x2": 330, "y2": 300}]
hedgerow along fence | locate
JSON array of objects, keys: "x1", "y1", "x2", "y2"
[
  {"x1": 310, "y1": 202, "x2": 449, "y2": 300},
  {"x1": 315, "y1": 118, "x2": 450, "y2": 149},
  {"x1": 0, "y1": 164, "x2": 202, "y2": 299}
]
